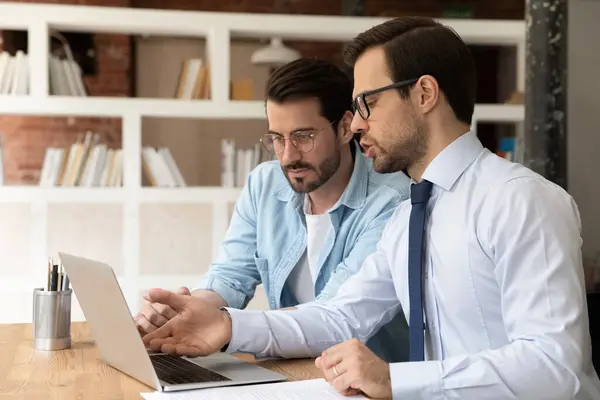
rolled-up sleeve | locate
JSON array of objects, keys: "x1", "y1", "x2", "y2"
[
  {"x1": 192, "y1": 173, "x2": 262, "y2": 309},
  {"x1": 225, "y1": 222, "x2": 403, "y2": 360}
]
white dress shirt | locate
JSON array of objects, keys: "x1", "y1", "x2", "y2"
[{"x1": 226, "y1": 131, "x2": 600, "y2": 399}]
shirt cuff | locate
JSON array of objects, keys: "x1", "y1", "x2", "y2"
[
  {"x1": 389, "y1": 360, "x2": 443, "y2": 399},
  {"x1": 191, "y1": 276, "x2": 247, "y2": 309},
  {"x1": 224, "y1": 308, "x2": 270, "y2": 355}
]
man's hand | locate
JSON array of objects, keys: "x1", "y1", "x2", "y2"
[
  {"x1": 141, "y1": 288, "x2": 232, "y2": 357},
  {"x1": 315, "y1": 338, "x2": 392, "y2": 399},
  {"x1": 135, "y1": 286, "x2": 190, "y2": 335}
]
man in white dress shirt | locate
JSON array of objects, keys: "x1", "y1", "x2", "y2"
[{"x1": 142, "y1": 16, "x2": 600, "y2": 399}]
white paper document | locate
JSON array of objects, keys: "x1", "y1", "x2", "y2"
[{"x1": 140, "y1": 379, "x2": 366, "y2": 399}]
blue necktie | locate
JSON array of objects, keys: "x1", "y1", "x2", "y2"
[{"x1": 408, "y1": 179, "x2": 433, "y2": 362}]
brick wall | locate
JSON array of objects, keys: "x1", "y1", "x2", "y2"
[{"x1": 0, "y1": 0, "x2": 524, "y2": 185}]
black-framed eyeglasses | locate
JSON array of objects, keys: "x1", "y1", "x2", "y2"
[
  {"x1": 260, "y1": 121, "x2": 335, "y2": 155},
  {"x1": 353, "y1": 78, "x2": 419, "y2": 120}
]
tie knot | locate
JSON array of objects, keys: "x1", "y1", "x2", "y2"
[{"x1": 411, "y1": 180, "x2": 433, "y2": 205}]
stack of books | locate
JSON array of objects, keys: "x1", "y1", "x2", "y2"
[
  {"x1": 175, "y1": 58, "x2": 209, "y2": 99},
  {"x1": 141, "y1": 146, "x2": 186, "y2": 187},
  {"x1": 0, "y1": 50, "x2": 29, "y2": 95},
  {"x1": 0, "y1": 50, "x2": 87, "y2": 96},
  {"x1": 220, "y1": 139, "x2": 273, "y2": 188},
  {"x1": 39, "y1": 131, "x2": 121, "y2": 187},
  {"x1": 48, "y1": 53, "x2": 87, "y2": 96}
]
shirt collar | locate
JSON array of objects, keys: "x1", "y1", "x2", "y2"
[
  {"x1": 275, "y1": 143, "x2": 368, "y2": 211},
  {"x1": 420, "y1": 130, "x2": 485, "y2": 191}
]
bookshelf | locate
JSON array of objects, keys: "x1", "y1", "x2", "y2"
[
  {"x1": 0, "y1": 96, "x2": 525, "y2": 121},
  {"x1": 0, "y1": 2, "x2": 526, "y2": 323}
]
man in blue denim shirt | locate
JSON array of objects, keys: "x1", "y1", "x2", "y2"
[{"x1": 136, "y1": 58, "x2": 411, "y2": 362}]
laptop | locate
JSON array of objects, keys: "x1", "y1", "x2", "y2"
[{"x1": 58, "y1": 252, "x2": 288, "y2": 392}]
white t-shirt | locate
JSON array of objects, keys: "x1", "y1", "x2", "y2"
[{"x1": 287, "y1": 195, "x2": 332, "y2": 304}]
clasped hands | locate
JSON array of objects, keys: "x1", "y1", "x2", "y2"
[{"x1": 136, "y1": 288, "x2": 392, "y2": 399}]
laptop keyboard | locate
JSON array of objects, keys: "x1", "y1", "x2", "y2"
[{"x1": 150, "y1": 354, "x2": 231, "y2": 385}]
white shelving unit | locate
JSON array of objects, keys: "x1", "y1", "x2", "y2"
[{"x1": 0, "y1": 2, "x2": 526, "y2": 323}]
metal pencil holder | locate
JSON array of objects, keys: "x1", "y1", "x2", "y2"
[{"x1": 32, "y1": 287, "x2": 72, "y2": 351}]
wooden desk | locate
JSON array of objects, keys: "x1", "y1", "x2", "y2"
[{"x1": 0, "y1": 322, "x2": 323, "y2": 399}]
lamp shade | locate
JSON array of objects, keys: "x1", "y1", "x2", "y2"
[{"x1": 251, "y1": 38, "x2": 300, "y2": 66}]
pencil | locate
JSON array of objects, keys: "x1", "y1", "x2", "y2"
[
  {"x1": 46, "y1": 257, "x2": 52, "y2": 291},
  {"x1": 57, "y1": 263, "x2": 63, "y2": 291}
]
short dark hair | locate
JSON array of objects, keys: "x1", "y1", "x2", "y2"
[
  {"x1": 266, "y1": 58, "x2": 353, "y2": 130},
  {"x1": 343, "y1": 16, "x2": 477, "y2": 125}
]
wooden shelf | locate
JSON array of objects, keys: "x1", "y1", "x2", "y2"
[{"x1": 0, "y1": 96, "x2": 524, "y2": 123}]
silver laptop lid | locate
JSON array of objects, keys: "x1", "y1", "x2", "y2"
[{"x1": 58, "y1": 252, "x2": 162, "y2": 391}]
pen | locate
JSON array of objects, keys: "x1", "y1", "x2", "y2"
[
  {"x1": 49, "y1": 263, "x2": 58, "y2": 291},
  {"x1": 61, "y1": 263, "x2": 70, "y2": 291},
  {"x1": 46, "y1": 258, "x2": 52, "y2": 291},
  {"x1": 57, "y1": 263, "x2": 63, "y2": 291}
]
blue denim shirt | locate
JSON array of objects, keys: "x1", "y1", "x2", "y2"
[{"x1": 195, "y1": 145, "x2": 411, "y2": 362}]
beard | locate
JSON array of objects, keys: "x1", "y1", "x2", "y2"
[
  {"x1": 367, "y1": 112, "x2": 428, "y2": 174},
  {"x1": 282, "y1": 150, "x2": 341, "y2": 193}
]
